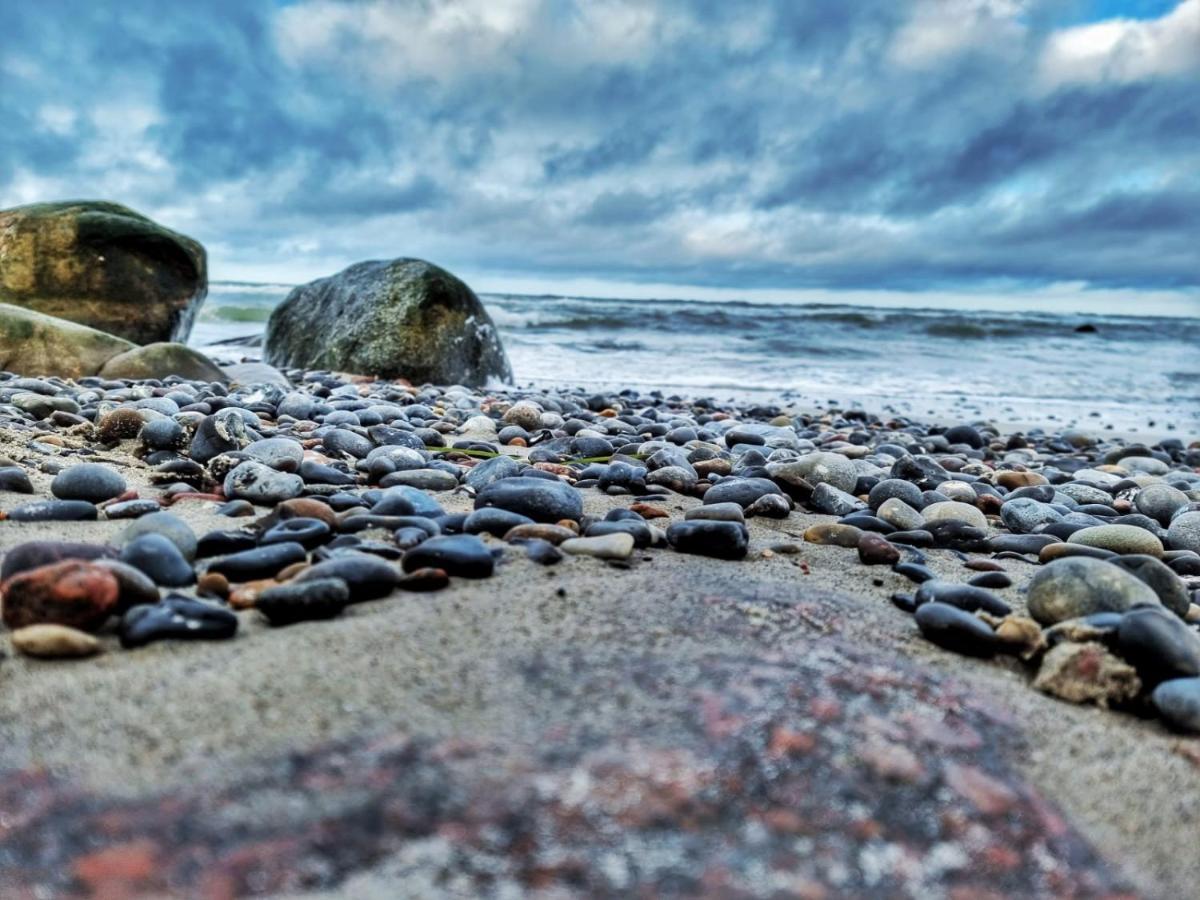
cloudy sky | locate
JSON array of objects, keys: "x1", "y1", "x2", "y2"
[{"x1": 2, "y1": 0, "x2": 1197, "y2": 309}]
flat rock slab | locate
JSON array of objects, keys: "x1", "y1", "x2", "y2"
[{"x1": 0, "y1": 627, "x2": 1128, "y2": 898}]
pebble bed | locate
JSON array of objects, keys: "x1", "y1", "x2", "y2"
[{"x1": 2, "y1": 368, "x2": 1200, "y2": 742}]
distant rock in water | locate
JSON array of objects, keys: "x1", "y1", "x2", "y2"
[
  {"x1": 1074, "y1": 323, "x2": 1098, "y2": 334},
  {"x1": 264, "y1": 258, "x2": 512, "y2": 386},
  {"x1": 0, "y1": 303, "x2": 135, "y2": 379},
  {"x1": 0, "y1": 200, "x2": 206, "y2": 344}
]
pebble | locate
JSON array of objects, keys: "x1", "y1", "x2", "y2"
[
  {"x1": 474, "y1": 477, "x2": 583, "y2": 522},
  {"x1": 1026, "y1": 557, "x2": 1160, "y2": 624},
  {"x1": 684, "y1": 502, "x2": 745, "y2": 524},
  {"x1": 967, "y1": 571, "x2": 1012, "y2": 589},
  {"x1": 666, "y1": 520, "x2": 750, "y2": 560},
  {"x1": 120, "y1": 533, "x2": 196, "y2": 587},
  {"x1": 1033, "y1": 642, "x2": 1141, "y2": 707},
  {"x1": 120, "y1": 595, "x2": 239, "y2": 648},
  {"x1": 561, "y1": 533, "x2": 636, "y2": 560},
  {"x1": 1135, "y1": 483, "x2": 1190, "y2": 526},
  {"x1": 1116, "y1": 606, "x2": 1200, "y2": 687},
  {"x1": 118, "y1": 512, "x2": 198, "y2": 560},
  {"x1": 396, "y1": 567, "x2": 452, "y2": 590},
  {"x1": 260, "y1": 517, "x2": 332, "y2": 550},
  {"x1": 1109, "y1": 555, "x2": 1191, "y2": 618},
  {"x1": 103, "y1": 498, "x2": 161, "y2": 519},
  {"x1": 999, "y1": 498, "x2": 1062, "y2": 534},
  {"x1": 294, "y1": 554, "x2": 400, "y2": 600},
  {"x1": 808, "y1": 482, "x2": 867, "y2": 516},
  {"x1": 0, "y1": 466, "x2": 34, "y2": 493},
  {"x1": 10, "y1": 623, "x2": 103, "y2": 659},
  {"x1": 914, "y1": 602, "x2": 998, "y2": 657},
  {"x1": 781, "y1": 452, "x2": 858, "y2": 493},
  {"x1": 804, "y1": 523, "x2": 863, "y2": 547},
  {"x1": 914, "y1": 581, "x2": 1011, "y2": 616},
  {"x1": 256, "y1": 578, "x2": 350, "y2": 626},
  {"x1": 5, "y1": 500, "x2": 98, "y2": 521},
  {"x1": 1068, "y1": 524, "x2": 1163, "y2": 557},
  {"x1": 402, "y1": 535, "x2": 495, "y2": 578},
  {"x1": 0, "y1": 560, "x2": 120, "y2": 631},
  {"x1": 224, "y1": 461, "x2": 304, "y2": 505},
  {"x1": 207, "y1": 542, "x2": 308, "y2": 582},
  {"x1": 1, "y1": 541, "x2": 115, "y2": 580},
  {"x1": 857, "y1": 532, "x2": 900, "y2": 566},
  {"x1": 704, "y1": 477, "x2": 784, "y2": 509},
  {"x1": 1151, "y1": 678, "x2": 1200, "y2": 733},
  {"x1": 1167, "y1": 511, "x2": 1200, "y2": 554},
  {"x1": 921, "y1": 501, "x2": 988, "y2": 530},
  {"x1": 876, "y1": 498, "x2": 924, "y2": 531},
  {"x1": 503, "y1": 523, "x2": 577, "y2": 545}
]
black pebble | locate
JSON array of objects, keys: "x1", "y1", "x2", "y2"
[
  {"x1": 120, "y1": 595, "x2": 238, "y2": 648},
  {"x1": 206, "y1": 542, "x2": 308, "y2": 581},
  {"x1": 914, "y1": 581, "x2": 1011, "y2": 616},
  {"x1": 6, "y1": 500, "x2": 98, "y2": 521},
  {"x1": 915, "y1": 602, "x2": 998, "y2": 657},
  {"x1": 402, "y1": 534, "x2": 495, "y2": 578},
  {"x1": 665, "y1": 520, "x2": 749, "y2": 560},
  {"x1": 967, "y1": 571, "x2": 1013, "y2": 589},
  {"x1": 257, "y1": 578, "x2": 350, "y2": 626},
  {"x1": 120, "y1": 533, "x2": 195, "y2": 587}
]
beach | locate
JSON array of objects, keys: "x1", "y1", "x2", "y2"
[{"x1": 0, "y1": 373, "x2": 1197, "y2": 897}]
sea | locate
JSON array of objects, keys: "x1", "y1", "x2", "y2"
[{"x1": 191, "y1": 282, "x2": 1200, "y2": 439}]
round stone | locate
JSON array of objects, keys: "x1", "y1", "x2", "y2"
[
  {"x1": 402, "y1": 534, "x2": 494, "y2": 578},
  {"x1": 257, "y1": 578, "x2": 350, "y2": 626},
  {"x1": 474, "y1": 477, "x2": 583, "y2": 523},
  {"x1": 1000, "y1": 498, "x2": 1062, "y2": 534},
  {"x1": 1117, "y1": 606, "x2": 1200, "y2": 687},
  {"x1": 561, "y1": 533, "x2": 636, "y2": 560},
  {"x1": 224, "y1": 461, "x2": 305, "y2": 505},
  {"x1": 1167, "y1": 512, "x2": 1200, "y2": 554},
  {"x1": 11, "y1": 623, "x2": 102, "y2": 659},
  {"x1": 921, "y1": 501, "x2": 987, "y2": 530},
  {"x1": 1025, "y1": 556, "x2": 1160, "y2": 625},
  {"x1": 120, "y1": 533, "x2": 195, "y2": 587},
  {"x1": 876, "y1": 498, "x2": 924, "y2": 531},
  {"x1": 243, "y1": 437, "x2": 305, "y2": 472},
  {"x1": 915, "y1": 602, "x2": 998, "y2": 657},
  {"x1": 782, "y1": 452, "x2": 858, "y2": 493},
  {"x1": 118, "y1": 512, "x2": 198, "y2": 561},
  {"x1": 1068, "y1": 524, "x2": 1163, "y2": 557},
  {"x1": 1135, "y1": 483, "x2": 1190, "y2": 526},
  {"x1": 1152, "y1": 678, "x2": 1200, "y2": 733},
  {"x1": 666, "y1": 520, "x2": 749, "y2": 560},
  {"x1": 49, "y1": 463, "x2": 126, "y2": 503}
]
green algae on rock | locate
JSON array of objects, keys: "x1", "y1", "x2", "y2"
[
  {"x1": 99, "y1": 342, "x2": 227, "y2": 383},
  {"x1": 0, "y1": 200, "x2": 207, "y2": 344},
  {"x1": 0, "y1": 302, "x2": 135, "y2": 379},
  {"x1": 264, "y1": 258, "x2": 512, "y2": 385}
]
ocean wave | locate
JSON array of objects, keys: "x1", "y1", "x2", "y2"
[{"x1": 200, "y1": 305, "x2": 275, "y2": 323}]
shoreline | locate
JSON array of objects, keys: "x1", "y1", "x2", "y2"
[{"x1": 0, "y1": 372, "x2": 1197, "y2": 897}]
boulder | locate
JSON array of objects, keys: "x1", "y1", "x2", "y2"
[
  {"x1": 0, "y1": 303, "x2": 134, "y2": 379},
  {"x1": 99, "y1": 342, "x2": 227, "y2": 383},
  {"x1": 0, "y1": 200, "x2": 206, "y2": 344},
  {"x1": 264, "y1": 258, "x2": 511, "y2": 386}
]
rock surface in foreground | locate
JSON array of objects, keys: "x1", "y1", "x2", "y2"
[
  {"x1": 264, "y1": 258, "x2": 512, "y2": 385},
  {"x1": 0, "y1": 200, "x2": 206, "y2": 344}
]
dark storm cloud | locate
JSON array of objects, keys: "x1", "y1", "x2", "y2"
[{"x1": 0, "y1": 0, "x2": 1196, "y2": 293}]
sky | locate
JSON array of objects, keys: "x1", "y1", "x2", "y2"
[{"x1": 1, "y1": 0, "x2": 1197, "y2": 312}]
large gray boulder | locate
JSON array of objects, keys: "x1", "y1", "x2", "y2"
[
  {"x1": 264, "y1": 259, "x2": 512, "y2": 386},
  {"x1": 0, "y1": 200, "x2": 207, "y2": 344}
]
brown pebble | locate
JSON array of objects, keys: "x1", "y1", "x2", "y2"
[
  {"x1": 197, "y1": 572, "x2": 230, "y2": 599},
  {"x1": 995, "y1": 471, "x2": 1048, "y2": 489},
  {"x1": 504, "y1": 524, "x2": 577, "y2": 545},
  {"x1": 693, "y1": 458, "x2": 732, "y2": 477},
  {"x1": 555, "y1": 519, "x2": 581, "y2": 534},
  {"x1": 397, "y1": 567, "x2": 450, "y2": 591},
  {"x1": 1, "y1": 561, "x2": 120, "y2": 632},
  {"x1": 804, "y1": 523, "x2": 863, "y2": 548},
  {"x1": 228, "y1": 579, "x2": 279, "y2": 609},
  {"x1": 964, "y1": 558, "x2": 1005, "y2": 572},
  {"x1": 278, "y1": 498, "x2": 339, "y2": 529},
  {"x1": 760, "y1": 549, "x2": 775, "y2": 559},
  {"x1": 857, "y1": 532, "x2": 900, "y2": 565},
  {"x1": 11, "y1": 624, "x2": 103, "y2": 659},
  {"x1": 1039, "y1": 543, "x2": 1116, "y2": 563},
  {"x1": 276, "y1": 561, "x2": 310, "y2": 582},
  {"x1": 96, "y1": 407, "x2": 144, "y2": 443},
  {"x1": 630, "y1": 503, "x2": 669, "y2": 519}
]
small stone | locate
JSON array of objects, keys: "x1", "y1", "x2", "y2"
[
  {"x1": 11, "y1": 624, "x2": 103, "y2": 659},
  {"x1": 746, "y1": 492, "x2": 791, "y2": 519},
  {"x1": 1166, "y1": 511, "x2": 1200, "y2": 554},
  {"x1": 808, "y1": 482, "x2": 867, "y2": 516},
  {"x1": 685, "y1": 502, "x2": 744, "y2": 524},
  {"x1": 774, "y1": 452, "x2": 858, "y2": 493},
  {"x1": 256, "y1": 578, "x2": 349, "y2": 626},
  {"x1": 197, "y1": 571, "x2": 230, "y2": 599},
  {"x1": 1110, "y1": 554, "x2": 1191, "y2": 618},
  {"x1": 876, "y1": 498, "x2": 924, "y2": 531},
  {"x1": 502, "y1": 400, "x2": 543, "y2": 430},
  {"x1": 103, "y1": 499, "x2": 162, "y2": 520},
  {"x1": 1026, "y1": 556, "x2": 1160, "y2": 625},
  {"x1": 223, "y1": 461, "x2": 304, "y2": 505},
  {"x1": 1069, "y1": 524, "x2": 1163, "y2": 557},
  {"x1": 120, "y1": 533, "x2": 195, "y2": 587},
  {"x1": 260, "y1": 517, "x2": 332, "y2": 550},
  {"x1": 5, "y1": 500, "x2": 98, "y2": 522},
  {"x1": 921, "y1": 501, "x2": 987, "y2": 530},
  {"x1": 704, "y1": 477, "x2": 785, "y2": 509},
  {"x1": 1033, "y1": 642, "x2": 1141, "y2": 707},
  {"x1": 120, "y1": 595, "x2": 238, "y2": 648},
  {"x1": 967, "y1": 571, "x2": 1012, "y2": 589},
  {"x1": 397, "y1": 567, "x2": 451, "y2": 590},
  {"x1": 1000, "y1": 498, "x2": 1062, "y2": 534},
  {"x1": 1151, "y1": 677, "x2": 1200, "y2": 733},
  {"x1": 804, "y1": 523, "x2": 863, "y2": 547},
  {"x1": 1116, "y1": 606, "x2": 1200, "y2": 687},
  {"x1": 561, "y1": 533, "x2": 636, "y2": 560},
  {"x1": 857, "y1": 532, "x2": 900, "y2": 566},
  {"x1": 666, "y1": 520, "x2": 749, "y2": 560},
  {"x1": 1135, "y1": 483, "x2": 1190, "y2": 526},
  {"x1": 474, "y1": 477, "x2": 583, "y2": 522},
  {"x1": 914, "y1": 602, "x2": 998, "y2": 656},
  {"x1": 914, "y1": 581, "x2": 1011, "y2": 616},
  {"x1": 0, "y1": 467, "x2": 34, "y2": 493},
  {"x1": 402, "y1": 535, "x2": 495, "y2": 578},
  {"x1": 117, "y1": 512, "x2": 198, "y2": 561},
  {"x1": 294, "y1": 553, "x2": 399, "y2": 600},
  {"x1": 1, "y1": 541, "x2": 116, "y2": 580},
  {"x1": 206, "y1": 542, "x2": 308, "y2": 582},
  {"x1": 0, "y1": 561, "x2": 120, "y2": 631},
  {"x1": 503, "y1": 523, "x2": 577, "y2": 545}
]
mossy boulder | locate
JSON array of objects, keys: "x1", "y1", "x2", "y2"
[
  {"x1": 0, "y1": 303, "x2": 134, "y2": 379},
  {"x1": 263, "y1": 258, "x2": 512, "y2": 386},
  {"x1": 0, "y1": 200, "x2": 207, "y2": 344},
  {"x1": 99, "y1": 343, "x2": 227, "y2": 383}
]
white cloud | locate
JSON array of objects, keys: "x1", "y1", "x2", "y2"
[
  {"x1": 889, "y1": 0, "x2": 1027, "y2": 70},
  {"x1": 1038, "y1": 0, "x2": 1200, "y2": 88}
]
